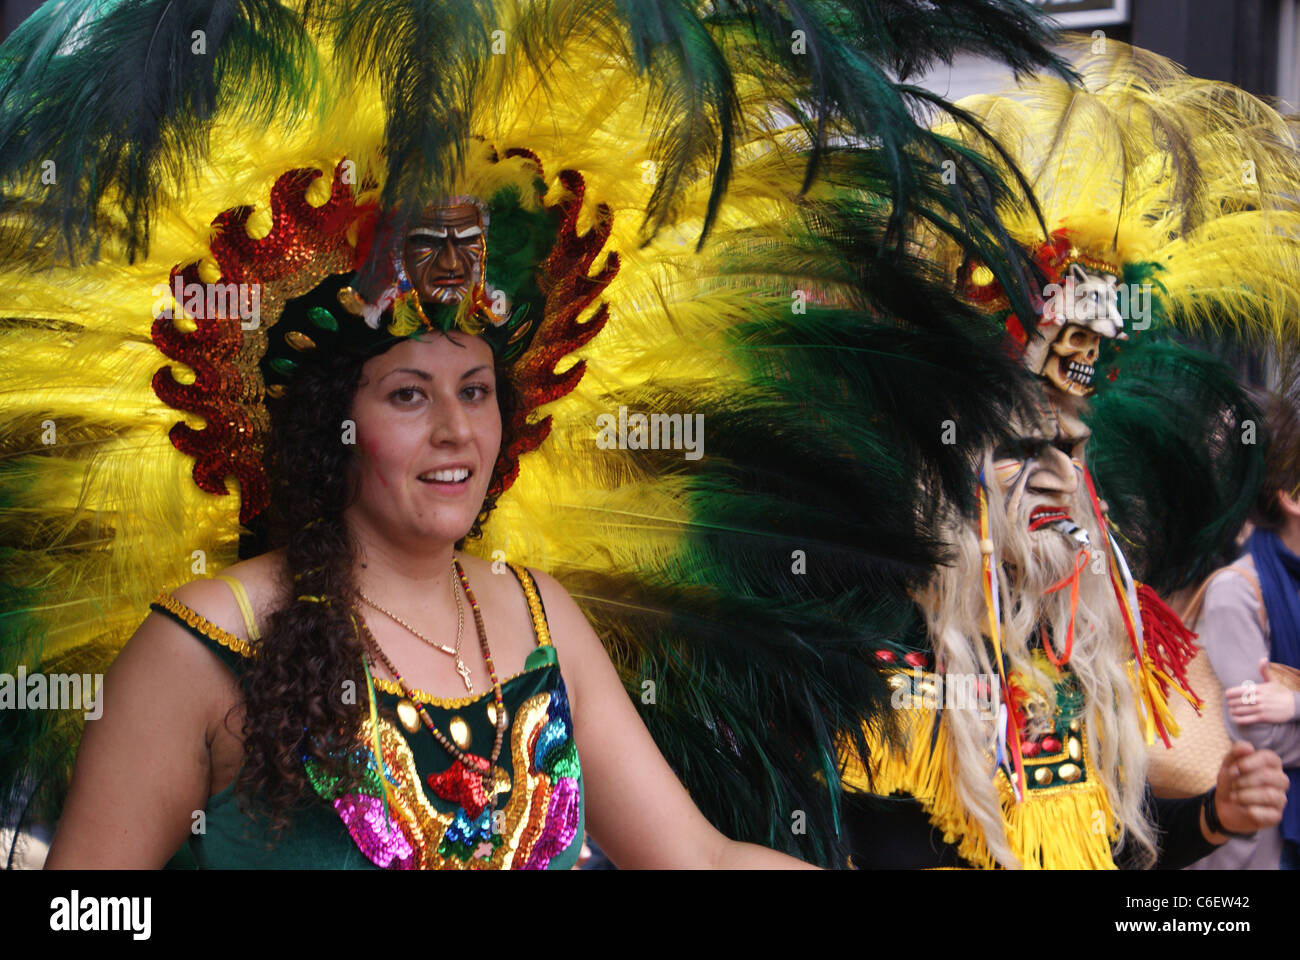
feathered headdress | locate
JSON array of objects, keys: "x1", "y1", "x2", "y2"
[
  {"x1": 0, "y1": 0, "x2": 1075, "y2": 867},
  {"x1": 826, "y1": 43, "x2": 1300, "y2": 869}
]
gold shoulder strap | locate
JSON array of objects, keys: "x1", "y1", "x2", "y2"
[
  {"x1": 506, "y1": 563, "x2": 552, "y2": 648},
  {"x1": 150, "y1": 589, "x2": 255, "y2": 660},
  {"x1": 214, "y1": 574, "x2": 262, "y2": 642}
]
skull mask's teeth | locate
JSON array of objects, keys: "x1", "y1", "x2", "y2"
[{"x1": 1065, "y1": 360, "x2": 1094, "y2": 386}]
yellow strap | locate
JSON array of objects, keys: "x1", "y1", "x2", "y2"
[{"x1": 214, "y1": 574, "x2": 261, "y2": 642}]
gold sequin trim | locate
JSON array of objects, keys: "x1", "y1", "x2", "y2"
[
  {"x1": 507, "y1": 563, "x2": 552, "y2": 648},
  {"x1": 492, "y1": 691, "x2": 553, "y2": 869},
  {"x1": 151, "y1": 589, "x2": 255, "y2": 659},
  {"x1": 371, "y1": 668, "x2": 547, "y2": 708}
]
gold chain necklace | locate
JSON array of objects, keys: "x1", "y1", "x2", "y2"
[{"x1": 357, "y1": 561, "x2": 471, "y2": 691}]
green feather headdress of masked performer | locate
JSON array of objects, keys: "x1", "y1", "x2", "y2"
[
  {"x1": 935, "y1": 39, "x2": 1300, "y2": 596},
  {"x1": 821, "y1": 40, "x2": 1300, "y2": 872}
]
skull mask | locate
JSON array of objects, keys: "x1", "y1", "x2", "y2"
[
  {"x1": 1033, "y1": 263, "x2": 1127, "y2": 397},
  {"x1": 1046, "y1": 323, "x2": 1101, "y2": 395}
]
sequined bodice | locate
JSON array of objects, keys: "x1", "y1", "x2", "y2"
[
  {"x1": 191, "y1": 661, "x2": 583, "y2": 870},
  {"x1": 839, "y1": 651, "x2": 1118, "y2": 869},
  {"x1": 151, "y1": 564, "x2": 584, "y2": 870}
]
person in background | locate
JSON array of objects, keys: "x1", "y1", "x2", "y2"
[{"x1": 1190, "y1": 392, "x2": 1300, "y2": 870}]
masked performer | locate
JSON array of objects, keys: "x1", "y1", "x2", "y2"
[
  {"x1": 839, "y1": 43, "x2": 1297, "y2": 869},
  {"x1": 0, "y1": 0, "x2": 1071, "y2": 868}
]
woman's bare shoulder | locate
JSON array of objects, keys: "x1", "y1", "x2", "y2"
[
  {"x1": 522, "y1": 567, "x2": 584, "y2": 622},
  {"x1": 456, "y1": 553, "x2": 563, "y2": 658},
  {"x1": 168, "y1": 547, "x2": 293, "y2": 645},
  {"x1": 457, "y1": 552, "x2": 530, "y2": 619}
]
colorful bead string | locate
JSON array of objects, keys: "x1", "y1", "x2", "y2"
[{"x1": 977, "y1": 469, "x2": 1025, "y2": 801}]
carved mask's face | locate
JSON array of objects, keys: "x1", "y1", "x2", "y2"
[
  {"x1": 993, "y1": 399, "x2": 1091, "y2": 547},
  {"x1": 403, "y1": 202, "x2": 486, "y2": 306},
  {"x1": 1046, "y1": 323, "x2": 1102, "y2": 396}
]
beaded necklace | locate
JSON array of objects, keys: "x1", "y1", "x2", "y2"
[{"x1": 355, "y1": 557, "x2": 507, "y2": 811}]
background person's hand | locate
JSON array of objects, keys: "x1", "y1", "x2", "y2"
[
  {"x1": 1210, "y1": 741, "x2": 1289, "y2": 837},
  {"x1": 1225, "y1": 659, "x2": 1298, "y2": 725}
]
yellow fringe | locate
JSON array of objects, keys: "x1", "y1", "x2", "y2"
[{"x1": 840, "y1": 678, "x2": 1118, "y2": 869}]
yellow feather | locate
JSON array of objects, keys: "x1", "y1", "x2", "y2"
[{"x1": 928, "y1": 37, "x2": 1300, "y2": 346}]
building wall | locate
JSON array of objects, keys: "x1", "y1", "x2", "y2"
[{"x1": 1132, "y1": 0, "x2": 1280, "y2": 97}]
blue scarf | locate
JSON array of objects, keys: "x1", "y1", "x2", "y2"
[{"x1": 1247, "y1": 529, "x2": 1300, "y2": 846}]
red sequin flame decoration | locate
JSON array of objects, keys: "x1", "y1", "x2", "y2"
[
  {"x1": 486, "y1": 162, "x2": 620, "y2": 501},
  {"x1": 151, "y1": 152, "x2": 616, "y2": 523},
  {"x1": 150, "y1": 276, "x2": 267, "y2": 522},
  {"x1": 151, "y1": 164, "x2": 373, "y2": 523}
]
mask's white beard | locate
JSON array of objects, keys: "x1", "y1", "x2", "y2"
[{"x1": 913, "y1": 457, "x2": 1157, "y2": 868}]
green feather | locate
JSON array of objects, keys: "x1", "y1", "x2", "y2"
[
  {"x1": 1089, "y1": 337, "x2": 1264, "y2": 593},
  {"x1": 556, "y1": 159, "x2": 1048, "y2": 866},
  {"x1": 0, "y1": 0, "x2": 321, "y2": 263}
]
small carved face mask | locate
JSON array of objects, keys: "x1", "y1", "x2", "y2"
[
  {"x1": 1045, "y1": 323, "x2": 1102, "y2": 396},
  {"x1": 403, "y1": 202, "x2": 486, "y2": 306}
]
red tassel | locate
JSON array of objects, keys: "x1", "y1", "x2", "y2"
[{"x1": 1137, "y1": 584, "x2": 1203, "y2": 710}]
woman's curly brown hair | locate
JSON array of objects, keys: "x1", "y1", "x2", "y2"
[{"x1": 232, "y1": 333, "x2": 520, "y2": 842}]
